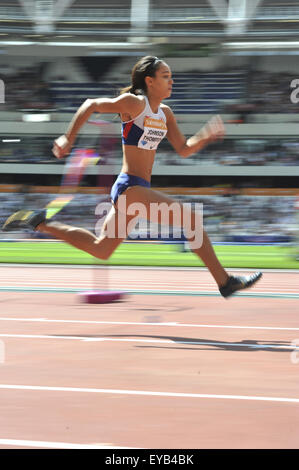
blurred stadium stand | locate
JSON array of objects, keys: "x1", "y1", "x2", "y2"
[
  {"x1": 0, "y1": 0, "x2": 299, "y2": 244},
  {"x1": 0, "y1": 186, "x2": 297, "y2": 244}
]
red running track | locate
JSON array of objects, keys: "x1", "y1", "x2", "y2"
[{"x1": 0, "y1": 264, "x2": 298, "y2": 449}]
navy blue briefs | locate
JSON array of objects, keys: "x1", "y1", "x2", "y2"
[{"x1": 110, "y1": 172, "x2": 151, "y2": 205}]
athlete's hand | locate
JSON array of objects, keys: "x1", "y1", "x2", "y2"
[
  {"x1": 199, "y1": 115, "x2": 225, "y2": 145},
  {"x1": 52, "y1": 134, "x2": 72, "y2": 159}
]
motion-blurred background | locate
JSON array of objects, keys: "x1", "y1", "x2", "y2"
[{"x1": 1, "y1": 0, "x2": 299, "y2": 266}]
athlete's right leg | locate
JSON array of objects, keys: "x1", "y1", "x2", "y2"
[
  {"x1": 119, "y1": 185, "x2": 230, "y2": 287},
  {"x1": 37, "y1": 206, "x2": 134, "y2": 260},
  {"x1": 118, "y1": 186, "x2": 262, "y2": 297}
]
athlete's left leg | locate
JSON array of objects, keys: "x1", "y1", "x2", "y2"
[{"x1": 37, "y1": 205, "x2": 135, "y2": 260}]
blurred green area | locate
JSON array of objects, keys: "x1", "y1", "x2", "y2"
[{"x1": 0, "y1": 241, "x2": 298, "y2": 269}]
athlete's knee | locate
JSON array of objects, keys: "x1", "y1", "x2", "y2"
[
  {"x1": 95, "y1": 248, "x2": 112, "y2": 261},
  {"x1": 93, "y1": 238, "x2": 115, "y2": 260},
  {"x1": 96, "y1": 251, "x2": 111, "y2": 261}
]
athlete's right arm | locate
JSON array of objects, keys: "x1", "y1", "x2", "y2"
[{"x1": 52, "y1": 94, "x2": 142, "y2": 159}]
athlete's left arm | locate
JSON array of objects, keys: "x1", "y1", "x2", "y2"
[{"x1": 163, "y1": 106, "x2": 225, "y2": 158}]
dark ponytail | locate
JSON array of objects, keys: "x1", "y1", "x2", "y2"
[
  {"x1": 120, "y1": 56, "x2": 163, "y2": 96},
  {"x1": 120, "y1": 84, "x2": 137, "y2": 95}
]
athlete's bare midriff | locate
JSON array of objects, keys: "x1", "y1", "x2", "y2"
[{"x1": 121, "y1": 144, "x2": 156, "y2": 182}]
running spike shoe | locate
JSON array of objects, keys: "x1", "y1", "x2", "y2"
[
  {"x1": 2, "y1": 209, "x2": 46, "y2": 232},
  {"x1": 219, "y1": 272, "x2": 263, "y2": 298}
]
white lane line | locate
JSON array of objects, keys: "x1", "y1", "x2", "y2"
[
  {"x1": 0, "y1": 383, "x2": 298, "y2": 404},
  {"x1": 0, "y1": 317, "x2": 178, "y2": 327},
  {"x1": 1, "y1": 280, "x2": 298, "y2": 292},
  {"x1": 0, "y1": 317, "x2": 299, "y2": 332},
  {"x1": 0, "y1": 333, "x2": 87, "y2": 341},
  {"x1": 0, "y1": 271, "x2": 297, "y2": 284},
  {"x1": 1, "y1": 286, "x2": 299, "y2": 298},
  {"x1": 82, "y1": 337, "x2": 299, "y2": 351},
  {"x1": 0, "y1": 439, "x2": 136, "y2": 449},
  {"x1": 1, "y1": 283, "x2": 299, "y2": 294},
  {"x1": 1, "y1": 263, "x2": 299, "y2": 273},
  {"x1": 0, "y1": 333, "x2": 297, "y2": 351}
]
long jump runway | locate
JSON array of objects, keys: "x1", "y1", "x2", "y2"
[{"x1": 0, "y1": 264, "x2": 298, "y2": 449}]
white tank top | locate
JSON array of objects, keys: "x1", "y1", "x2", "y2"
[{"x1": 121, "y1": 95, "x2": 167, "y2": 151}]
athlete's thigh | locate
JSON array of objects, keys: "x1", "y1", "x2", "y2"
[
  {"x1": 116, "y1": 185, "x2": 199, "y2": 229},
  {"x1": 119, "y1": 185, "x2": 177, "y2": 207},
  {"x1": 97, "y1": 205, "x2": 136, "y2": 242}
]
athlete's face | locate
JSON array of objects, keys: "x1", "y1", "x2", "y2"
[{"x1": 146, "y1": 62, "x2": 173, "y2": 99}]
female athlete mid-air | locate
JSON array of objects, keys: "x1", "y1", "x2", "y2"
[{"x1": 3, "y1": 56, "x2": 262, "y2": 298}]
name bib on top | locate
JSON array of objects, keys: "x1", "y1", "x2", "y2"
[{"x1": 137, "y1": 116, "x2": 167, "y2": 150}]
